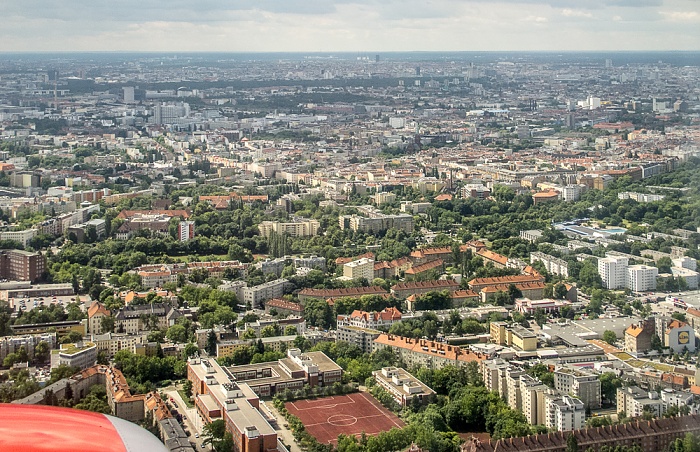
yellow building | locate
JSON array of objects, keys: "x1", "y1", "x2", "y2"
[{"x1": 489, "y1": 322, "x2": 537, "y2": 351}]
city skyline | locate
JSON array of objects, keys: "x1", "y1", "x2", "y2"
[{"x1": 2, "y1": 0, "x2": 700, "y2": 53}]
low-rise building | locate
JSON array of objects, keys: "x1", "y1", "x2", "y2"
[
  {"x1": 50, "y1": 341, "x2": 97, "y2": 370},
  {"x1": 224, "y1": 349, "x2": 343, "y2": 397},
  {"x1": 372, "y1": 367, "x2": 436, "y2": 407}
]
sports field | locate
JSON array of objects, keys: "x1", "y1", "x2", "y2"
[{"x1": 285, "y1": 392, "x2": 405, "y2": 444}]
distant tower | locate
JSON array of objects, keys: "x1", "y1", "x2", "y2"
[
  {"x1": 605, "y1": 59, "x2": 613, "y2": 68},
  {"x1": 122, "y1": 86, "x2": 135, "y2": 103},
  {"x1": 565, "y1": 114, "x2": 575, "y2": 129},
  {"x1": 178, "y1": 221, "x2": 195, "y2": 242},
  {"x1": 415, "y1": 66, "x2": 421, "y2": 76},
  {"x1": 375, "y1": 54, "x2": 380, "y2": 63}
]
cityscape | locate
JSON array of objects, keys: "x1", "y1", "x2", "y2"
[{"x1": 0, "y1": 17, "x2": 699, "y2": 452}]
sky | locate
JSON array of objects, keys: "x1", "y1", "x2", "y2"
[{"x1": 2, "y1": 0, "x2": 699, "y2": 52}]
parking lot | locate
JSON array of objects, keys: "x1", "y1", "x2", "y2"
[{"x1": 8, "y1": 294, "x2": 92, "y2": 314}]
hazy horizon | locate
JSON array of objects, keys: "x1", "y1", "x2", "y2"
[{"x1": 2, "y1": 0, "x2": 699, "y2": 53}]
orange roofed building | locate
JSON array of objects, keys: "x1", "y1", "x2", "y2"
[
  {"x1": 337, "y1": 307, "x2": 402, "y2": 330},
  {"x1": 461, "y1": 415, "x2": 700, "y2": 452},
  {"x1": 373, "y1": 334, "x2": 485, "y2": 370},
  {"x1": 532, "y1": 190, "x2": 560, "y2": 205}
]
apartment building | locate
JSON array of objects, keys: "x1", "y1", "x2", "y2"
[
  {"x1": 617, "y1": 386, "x2": 664, "y2": 418},
  {"x1": 462, "y1": 414, "x2": 700, "y2": 452},
  {"x1": 257, "y1": 218, "x2": 320, "y2": 238},
  {"x1": 264, "y1": 299, "x2": 303, "y2": 317},
  {"x1": 336, "y1": 326, "x2": 382, "y2": 353},
  {"x1": 598, "y1": 256, "x2": 629, "y2": 289},
  {"x1": 391, "y1": 279, "x2": 459, "y2": 299},
  {"x1": 520, "y1": 374, "x2": 548, "y2": 426},
  {"x1": 545, "y1": 393, "x2": 586, "y2": 432},
  {"x1": 87, "y1": 302, "x2": 110, "y2": 335},
  {"x1": 372, "y1": 367, "x2": 435, "y2": 407},
  {"x1": 336, "y1": 307, "x2": 402, "y2": 330},
  {"x1": 113, "y1": 303, "x2": 182, "y2": 335},
  {"x1": 530, "y1": 252, "x2": 569, "y2": 278},
  {"x1": 372, "y1": 334, "x2": 485, "y2": 370},
  {"x1": 553, "y1": 366, "x2": 601, "y2": 409},
  {"x1": 468, "y1": 274, "x2": 545, "y2": 292},
  {"x1": 627, "y1": 265, "x2": 658, "y2": 292},
  {"x1": 297, "y1": 286, "x2": 388, "y2": 303},
  {"x1": 343, "y1": 257, "x2": 375, "y2": 281},
  {"x1": 243, "y1": 279, "x2": 292, "y2": 309},
  {"x1": 178, "y1": 220, "x2": 195, "y2": 242},
  {"x1": 0, "y1": 332, "x2": 56, "y2": 362},
  {"x1": 624, "y1": 320, "x2": 655, "y2": 354},
  {"x1": 89, "y1": 332, "x2": 156, "y2": 358}
]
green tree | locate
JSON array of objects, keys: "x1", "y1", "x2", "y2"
[
  {"x1": 205, "y1": 330, "x2": 217, "y2": 356},
  {"x1": 166, "y1": 324, "x2": 188, "y2": 343},
  {"x1": 100, "y1": 316, "x2": 115, "y2": 334},
  {"x1": 599, "y1": 372, "x2": 623, "y2": 403},
  {"x1": 566, "y1": 433, "x2": 578, "y2": 452},
  {"x1": 602, "y1": 330, "x2": 617, "y2": 345}
]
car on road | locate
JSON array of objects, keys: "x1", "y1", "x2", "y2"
[{"x1": 195, "y1": 434, "x2": 199, "y2": 438}]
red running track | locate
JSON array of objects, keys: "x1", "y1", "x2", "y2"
[{"x1": 285, "y1": 392, "x2": 405, "y2": 444}]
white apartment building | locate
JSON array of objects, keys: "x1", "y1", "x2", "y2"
[
  {"x1": 627, "y1": 265, "x2": 658, "y2": 292},
  {"x1": 343, "y1": 257, "x2": 374, "y2": 281},
  {"x1": 530, "y1": 252, "x2": 569, "y2": 278},
  {"x1": 178, "y1": 220, "x2": 195, "y2": 242},
  {"x1": 0, "y1": 333, "x2": 57, "y2": 362},
  {"x1": 673, "y1": 257, "x2": 697, "y2": 271},
  {"x1": 562, "y1": 185, "x2": 584, "y2": 202},
  {"x1": 545, "y1": 393, "x2": 585, "y2": 432},
  {"x1": 0, "y1": 229, "x2": 38, "y2": 247},
  {"x1": 243, "y1": 279, "x2": 291, "y2": 309},
  {"x1": 598, "y1": 256, "x2": 629, "y2": 289},
  {"x1": 671, "y1": 267, "x2": 699, "y2": 290},
  {"x1": 520, "y1": 230, "x2": 543, "y2": 243}
]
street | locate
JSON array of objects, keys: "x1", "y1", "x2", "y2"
[{"x1": 164, "y1": 386, "x2": 209, "y2": 450}]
